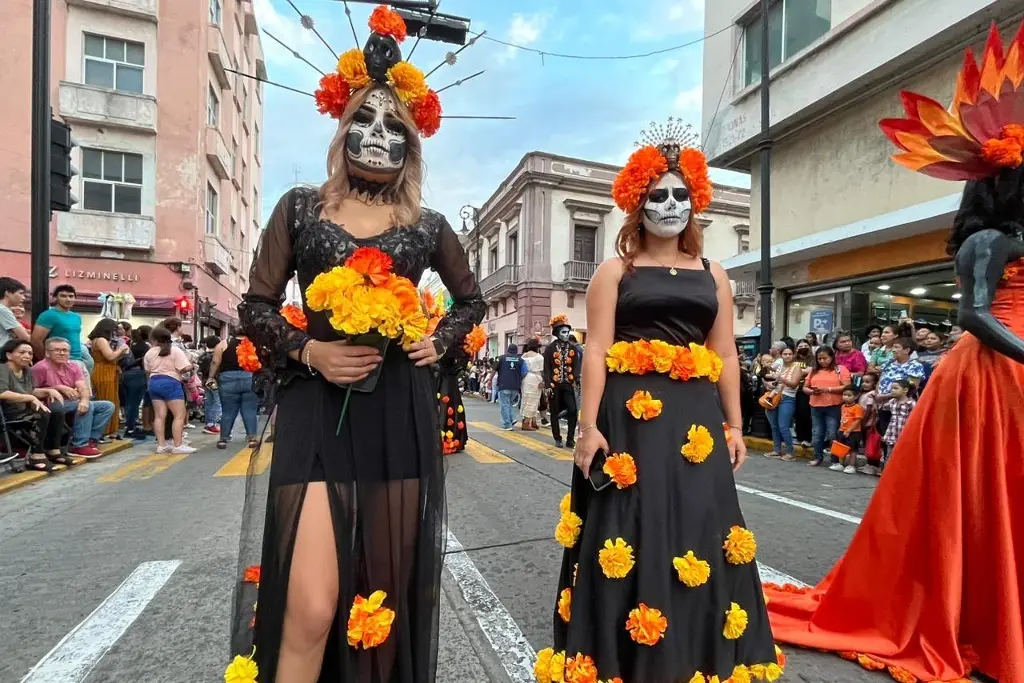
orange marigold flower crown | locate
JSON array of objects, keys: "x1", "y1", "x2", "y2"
[
  {"x1": 612, "y1": 118, "x2": 713, "y2": 215},
  {"x1": 313, "y1": 5, "x2": 442, "y2": 138},
  {"x1": 880, "y1": 21, "x2": 1024, "y2": 181},
  {"x1": 550, "y1": 313, "x2": 570, "y2": 329}
]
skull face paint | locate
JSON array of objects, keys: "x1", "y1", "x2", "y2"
[
  {"x1": 556, "y1": 328, "x2": 571, "y2": 342},
  {"x1": 345, "y1": 86, "x2": 408, "y2": 183},
  {"x1": 642, "y1": 173, "x2": 691, "y2": 239}
]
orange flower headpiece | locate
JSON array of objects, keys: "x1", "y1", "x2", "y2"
[
  {"x1": 550, "y1": 314, "x2": 571, "y2": 331},
  {"x1": 313, "y1": 5, "x2": 442, "y2": 138},
  {"x1": 612, "y1": 118, "x2": 713, "y2": 215},
  {"x1": 880, "y1": 21, "x2": 1024, "y2": 181}
]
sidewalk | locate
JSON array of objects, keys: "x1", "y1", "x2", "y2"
[{"x1": 0, "y1": 439, "x2": 134, "y2": 496}]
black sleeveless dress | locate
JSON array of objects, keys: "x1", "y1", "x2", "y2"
[
  {"x1": 229, "y1": 187, "x2": 484, "y2": 683},
  {"x1": 541, "y1": 264, "x2": 780, "y2": 683}
]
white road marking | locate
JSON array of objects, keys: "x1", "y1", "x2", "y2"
[
  {"x1": 444, "y1": 529, "x2": 536, "y2": 683},
  {"x1": 757, "y1": 562, "x2": 809, "y2": 588},
  {"x1": 736, "y1": 484, "x2": 863, "y2": 525},
  {"x1": 22, "y1": 560, "x2": 181, "y2": 683}
]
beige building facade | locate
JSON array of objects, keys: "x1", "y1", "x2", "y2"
[
  {"x1": 0, "y1": 0, "x2": 266, "y2": 335},
  {"x1": 445, "y1": 153, "x2": 752, "y2": 358},
  {"x1": 702, "y1": 0, "x2": 1023, "y2": 343}
]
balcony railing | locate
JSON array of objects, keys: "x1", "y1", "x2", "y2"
[
  {"x1": 480, "y1": 265, "x2": 522, "y2": 298},
  {"x1": 208, "y1": 24, "x2": 231, "y2": 89},
  {"x1": 733, "y1": 279, "x2": 757, "y2": 303},
  {"x1": 206, "y1": 127, "x2": 231, "y2": 179},
  {"x1": 563, "y1": 260, "x2": 598, "y2": 288},
  {"x1": 59, "y1": 82, "x2": 157, "y2": 134},
  {"x1": 67, "y1": 0, "x2": 158, "y2": 22},
  {"x1": 56, "y1": 211, "x2": 156, "y2": 251},
  {"x1": 204, "y1": 233, "x2": 233, "y2": 275}
]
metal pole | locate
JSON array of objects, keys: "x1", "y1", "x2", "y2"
[
  {"x1": 30, "y1": 0, "x2": 51, "y2": 322},
  {"x1": 193, "y1": 288, "x2": 201, "y2": 341},
  {"x1": 756, "y1": 0, "x2": 774, "y2": 354}
]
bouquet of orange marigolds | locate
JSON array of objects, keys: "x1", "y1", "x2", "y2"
[{"x1": 305, "y1": 246, "x2": 429, "y2": 432}]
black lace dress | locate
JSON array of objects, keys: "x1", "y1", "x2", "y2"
[
  {"x1": 543, "y1": 264, "x2": 779, "y2": 683},
  {"x1": 230, "y1": 186, "x2": 484, "y2": 682},
  {"x1": 437, "y1": 349, "x2": 468, "y2": 455}
]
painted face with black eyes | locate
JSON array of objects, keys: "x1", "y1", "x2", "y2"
[
  {"x1": 642, "y1": 173, "x2": 691, "y2": 239},
  {"x1": 345, "y1": 85, "x2": 408, "y2": 183}
]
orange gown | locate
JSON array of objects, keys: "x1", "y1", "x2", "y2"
[{"x1": 763, "y1": 260, "x2": 1024, "y2": 683}]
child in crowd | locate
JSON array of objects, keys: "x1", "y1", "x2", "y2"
[
  {"x1": 881, "y1": 379, "x2": 917, "y2": 467},
  {"x1": 858, "y1": 372, "x2": 882, "y2": 476},
  {"x1": 830, "y1": 385, "x2": 864, "y2": 474}
]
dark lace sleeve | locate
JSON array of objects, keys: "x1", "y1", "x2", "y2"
[
  {"x1": 239, "y1": 188, "x2": 312, "y2": 373},
  {"x1": 428, "y1": 212, "x2": 485, "y2": 354}
]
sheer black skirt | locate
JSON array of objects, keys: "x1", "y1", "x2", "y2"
[{"x1": 231, "y1": 347, "x2": 445, "y2": 683}]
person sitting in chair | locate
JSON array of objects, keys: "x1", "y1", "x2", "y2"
[{"x1": 0, "y1": 339, "x2": 73, "y2": 471}]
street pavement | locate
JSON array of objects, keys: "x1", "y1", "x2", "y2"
[{"x1": 0, "y1": 398, "x2": 912, "y2": 683}]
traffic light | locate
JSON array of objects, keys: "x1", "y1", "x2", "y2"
[
  {"x1": 175, "y1": 296, "x2": 193, "y2": 319},
  {"x1": 50, "y1": 117, "x2": 78, "y2": 212}
]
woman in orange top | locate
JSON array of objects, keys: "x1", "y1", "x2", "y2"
[
  {"x1": 88, "y1": 317, "x2": 127, "y2": 437},
  {"x1": 763, "y1": 22, "x2": 1024, "y2": 683},
  {"x1": 802, "y1": 346, "x2": 850, "y2": 467}
]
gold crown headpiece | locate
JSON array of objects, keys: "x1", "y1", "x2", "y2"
[
  {"x1": 612, "y1": 116, "x2": 713, "y2": 215},
  {"x1": 880, "y1": 21, "x2": 1024, "y2": 181}
]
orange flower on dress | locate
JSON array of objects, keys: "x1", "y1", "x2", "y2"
[
  {"x1": 557, "y1": 587, "x2": 572, "y2": 623},
  {"x1": 856, "y1": 654, "x2": 886, "y2": 671},
  {"x1": 555, "y1": 511, "x2": 583, "y2": 548},
  {"x1": 346, "y1": 246, "x2": 394, "y2": 286},
  {"x1": 598, "y1": 538, "x2": 635, "y2": 579},
  {"x1": 564, "y1": 653, "x2": 598, "y2": 683},
  {"x1": 236, "y1": 337, "x2": 262, "y2": 372},
  {"x1": 626, "y1": 390, "x2": 662, "y2": 420},
  {"x1": 280, "y1": 304, "x2": 308, "y2": 331},
  {"x1": 723, "y1": 602, "x2": 748, "y2": 640},
  {"x1": 775, "y1": 645, "x2": 787, "y2": 669},
  {"x1": 670, "y1": 347, "x2": 697, "y2": 381},
  {"x1": 625, "y1": 603, "x2": 668, "y2": 646},
  {"x1": 681, "y1": 424, "x2": 715, "y2": 464},
  {"x1": 981, "y1": 136, "x2": 1023, "y2": 167},
  {"x1": 886, "y1": 666, "x2": 917, "y2": 683},
  {"x1": 368, "y1": 4, "x2": 408, "y2": 42},
  {"x1": 728, "y1": 664, "x2": 752, "y2": 683},
  {"x1": 347, "y1": 590, "x2": 396, "y2": 649},
  {"x1": 648, "y1": 340, "x2": 677, "y2": 373},
  {"x1": 242, "y1": 564, "x2": 261, "y2": 584},
  {"x1": 314, "y1": 72, "x2": 351, "y2": 119},
  {"x1": 723, "y1": 526, "x2": 757, "y2": 565},
  {"x1": 463, "y1": 325, "x2": 487, "y2": 356},
  {"x1": 602, "y1": 452, "x2": 637, "y2": 489},
  {"x1": 624, "y1": 341, "x2": 655, "y2": 375}
]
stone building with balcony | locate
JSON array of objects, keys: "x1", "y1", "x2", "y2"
[
  {"x1": 702, "y1": 0, "x2": 1022, "y2": 344},
  {"x1": 0, "y1": 0, "x2": 265, "y2": 334},
  {"x1": 453, "y1": 152, "x2": 751, "y2": 357}
]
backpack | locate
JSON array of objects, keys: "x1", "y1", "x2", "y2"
[{"x1": 197, "y1": 351, "x2": 214, "y2": 379}]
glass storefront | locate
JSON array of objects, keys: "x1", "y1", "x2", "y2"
[{"x1": 785, "y1": 266, "x2": 960, "y2": 346}]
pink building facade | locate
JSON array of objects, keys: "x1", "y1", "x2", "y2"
[{"x1": 0, "y1": 0, "x2": 266, "y2": 335}]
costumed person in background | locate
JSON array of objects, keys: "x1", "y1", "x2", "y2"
[
  {"x1": 537, "y1": 120, "x2": 781, "y2": 683},
  {"x1": 519, "y1": 337, "x2": 545, "y2": 431},
  {"x1": 544, "y1": 314, "x2": 581, "y2": 448},
  {"x1": 764, "y1": 23, "x2": 1024, "y2": 683},
  {"x1": 226, "y1": 7, "x2": 485, "y2": 683}
]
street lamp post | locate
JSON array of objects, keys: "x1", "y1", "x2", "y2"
[
  {"x1": 756, "y1": 0, "x2": 775, "y2": 354},
  {"x1": 459, "y1": 205, "x2": 481, "y2": 281}
]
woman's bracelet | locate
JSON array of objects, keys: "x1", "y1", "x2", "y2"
[
  {"x1": 578, "y1": 423, "x2": 597, "y2": 436},
  {"x1": 302, "y1": 340, "x2": 318, "y2": 375},
  {"x1": 727, "y1": 423, "x2": 743, "y2": 431}
]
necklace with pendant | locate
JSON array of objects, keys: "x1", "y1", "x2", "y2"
[{"x1": 651, "y1": 252, "x2": 680, "y2": 275}]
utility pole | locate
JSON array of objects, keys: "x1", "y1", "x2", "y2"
[
  {"x1": 756, "y1": 0, "x2": 774, "y2": 354},
  {"x1": 30, "y1": 0, "x2": 51, "y2": 322},
  {"x1": 193, "y1": 287, "x2": 201, "y2": 341}
]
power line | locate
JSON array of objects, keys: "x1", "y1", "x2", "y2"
[{"x1": 702, "y1": 26, "x2": 744, "y2": 152}]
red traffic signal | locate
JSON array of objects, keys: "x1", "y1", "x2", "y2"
[{"x1": 175, "y1": 296, "x2": 192, "y2": 313}]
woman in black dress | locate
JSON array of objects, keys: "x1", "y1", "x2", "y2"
[
  {"x1": 537, "y1": 125, "x2": 781, "y2": 683},
  {"x1": 227, "y1": 9, "x2": 484, "y2": 683}
]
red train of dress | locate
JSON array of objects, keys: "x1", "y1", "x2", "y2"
[{"x1": 763, "y1": 262, "x2": 1024, "y2": 683}]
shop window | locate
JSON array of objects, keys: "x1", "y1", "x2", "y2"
[
  {"x1": 84, "y1": 34, "x2": 144, "y2": 94},
  {"x1": 786, "y1": 290, "x2": 844, "y2": 344},
  {"x1": 82, "y1": 148, "x2": 143, "y2": 214},
  {"x1": 743, "y1": 0, "x2": 831, "y2": 87}
]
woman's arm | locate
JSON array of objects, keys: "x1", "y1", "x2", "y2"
[
  {"x1": 208, "y1": 341, "x2": 226, "y2": 379},
  {"x1": 579, "y1": 259, "x2": 621, "y2": 430},
  {"x1": 240, "y1": 189, "x2": 313, "y2": 369},
  {"x1": 428, "y1": 213, "x2": 486, "y2": 355},
  {"x1": 705, "y1": 262, "x2": 743, "y2": 429},
  {"x1": 956, "y1": 230, "x2": 1024, "y2": 363},
  {"x1": 93, "y1": 338, "x2": 123, "y2": 362}
]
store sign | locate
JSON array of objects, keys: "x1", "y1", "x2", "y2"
[
  {"x1": 809, "y1": 310, "x2": 834, "y2": 334},
  {"x1": 48, "y1": 265, "x2": 140, "y2": 283}
]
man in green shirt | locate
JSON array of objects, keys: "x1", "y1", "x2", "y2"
[{"x1": 31, "y1": 284, "x2": 91, "y2": 371}]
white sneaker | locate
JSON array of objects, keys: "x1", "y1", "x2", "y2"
[
  {"x1": 156, "y1": 444, "x2": 171, "y2": 454},
  {"x1": 843, "y1": 465, "x2": 857, "y2": 474},
  {"x1": 828, "y1": 463, "x2": 844, "y2": 472},
  {"x1": 171, "y1": 445, "x2": 197, "y2": 454}
]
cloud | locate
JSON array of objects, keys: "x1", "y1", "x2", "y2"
[
  {"x1": 673, "y1": 83, "x2": 702, "y2": 113},
  {"x1": 253, "y1": 0, "x2": 320, "y2": 68},
  {"x1": 631, "y1": 0, "x2": 705, "y2": 41},
  {"x1": 651, "y1": 58, "x2": 681, "y2": 76},
  {"x1": 498, "y1": 12, "x2": 549, "y2": 64}
]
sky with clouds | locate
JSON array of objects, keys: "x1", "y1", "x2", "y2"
[{"x1": 254, "y1": 0, "x2": 748, "y2": 229}]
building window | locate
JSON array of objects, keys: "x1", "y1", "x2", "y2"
[
  {"x1": 231, "y1": 137, "x2": 238, "y2": 177},
  {"x1": 504, "y1": 332, "x2": 514, "y2": 350},
  {"x1": 83, "y1": 34, "x2": 144, "y2": 94},
  {"x1": 489, "y1": 247, "x2": 498, "y2": 273},
  {"x1": 230, "y1": 217, "x2": 238, "y2": 249},
  {"x1": 206, "y1": 183, "x2": 219, "y2": 235},
  {"x1": 207, "y1": 85, "x2": 220, "y2": 126},
  {"x1": 573, "y1": 225, "x2": 597, "y2": 263},
  {"x1": 242, "y1": 86, "x2": 250, "y2": 125},
  {"x1": 81, "y1": 148, "x2": 143, "y2": 214},
  {"x1": 743, "y1": 0, "x2": 831, "y2": 86},
  {"x1": 209, "y1": 0, "x2": 221, "y2": 25},
  {"x1": 254, "y1": 124, "x2": 261, "y2": 162},
  {"x1": 507, "y1": 233, "x2": 518, "y2": 266},
  {"x1": 253, "y1": 188, "x2": 259, "y2": 224}
]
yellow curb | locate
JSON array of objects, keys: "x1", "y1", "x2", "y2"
[
  {"x1": 743, "y1": 435, "x2": 813, "y2": 459},
  {"x1": 0, "y1": 439, "x2": 135, "y2": 497}
]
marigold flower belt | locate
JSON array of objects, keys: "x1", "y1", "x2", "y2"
[{"x1": 605, "y1": 340, "x2": 723, "y2": 382}]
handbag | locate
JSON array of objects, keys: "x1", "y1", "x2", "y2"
[{"x1": 759, "y1": 391, "x2": 782, "y2": 410}]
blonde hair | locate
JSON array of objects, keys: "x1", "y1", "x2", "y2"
[
  {"x1": 319, "y1": 85, "x2": 423, "y2": 227},
  {"x1": 615, "y1": 172, "x2": 703, "y2": 272}
]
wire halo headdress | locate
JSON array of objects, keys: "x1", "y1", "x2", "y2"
[
  {"x1": 611, "y1": 116, "x2": 713, "y2": 215},
  {"x1": 879, "y1": 21, "x2": 1024, "y2": 181}
]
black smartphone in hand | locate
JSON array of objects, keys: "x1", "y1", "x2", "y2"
[{"x1": 588, "y1": 449, "x2": 613, "y2": 491}]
